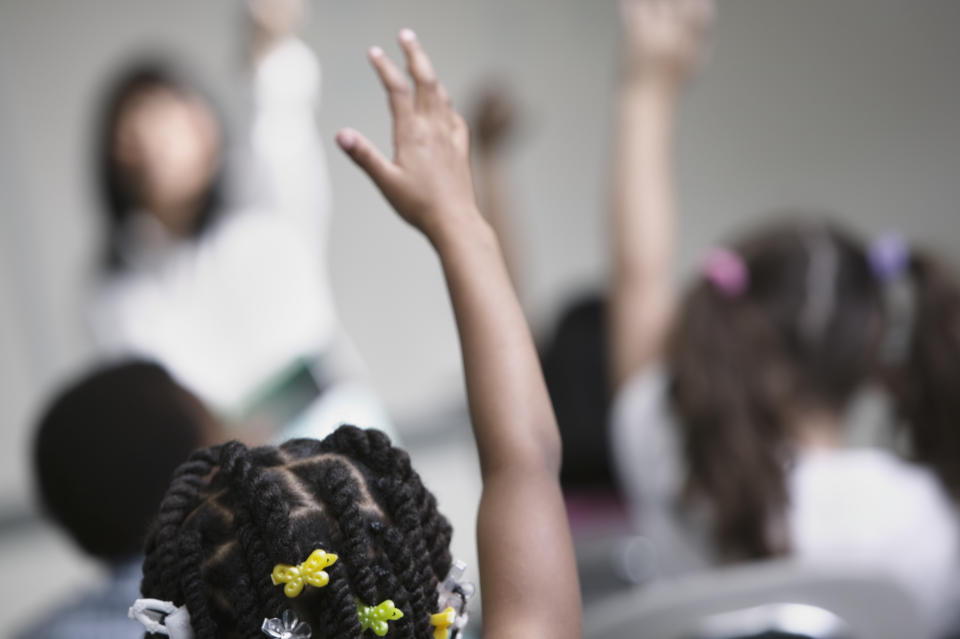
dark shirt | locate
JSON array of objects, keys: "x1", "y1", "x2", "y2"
[{"x1": 13, "y1": 559, "x2": 143, "y2": 639}]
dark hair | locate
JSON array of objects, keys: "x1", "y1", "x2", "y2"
[
  {"x1": 34, "y1": 360, "x2": 216, "y2": 561},
  {"x1": 540, "y1": 294, "x2": 616, "y2": 491},
  {"x1": 667, "y1": 218, "x2": 885, "y2": 560},
  {"x1": 140, "y1": 426, "x2": 454, "y2": 639},
  {"x1": 885, "y1": 250, "x2": 960, "y2": 502},
  {"x1": 95, "y1": 60, "x2": 225, "y2": 271}
]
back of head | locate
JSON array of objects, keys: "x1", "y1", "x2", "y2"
[
  {"x1": 540, "y1": 294, "x2": 615, "y2": 491},
  {"x1": 34, "y1": 360, "x2": 216, "y2": 562},
  {"x1": 667, "y1": 217, "x2": 885, "y2": 559},
  {"x1": 140, "y1": 426, "x2": 455, "y2": 639}
]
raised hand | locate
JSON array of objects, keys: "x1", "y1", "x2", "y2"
[
  {"x1": 336, "y1": 30, "x2": 479, "y2": 241},
  {"x1": 248, "y1": 0, "x2": 305, "y2": 40},
  {"x1": 621, "y1": 0, "x2": 714, "y2": 86},
  {"x1": 337, "y1": 30, "x2": 581, "y2": 639}
]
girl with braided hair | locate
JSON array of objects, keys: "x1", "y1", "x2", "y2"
[{"x1": 136, "y1": 29, "x2": 581, "y2": 639}]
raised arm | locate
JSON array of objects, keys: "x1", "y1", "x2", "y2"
[
  {"x1": 609, "y1": 0, "x2": 712, "y2": 390},
  {"x1": 336, "y1": 31, "x2": 581, "y2": 639},
  {"x1": 246, "y1": 0, "x2": 332, "y2": 242}
]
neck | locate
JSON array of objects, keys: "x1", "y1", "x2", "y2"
[
  {"x1": 148, "y1": 201, "x2": 202, "y2": 238},
  {"x1": 791, "y1": 408, "x2": 843, "y2": 451}
]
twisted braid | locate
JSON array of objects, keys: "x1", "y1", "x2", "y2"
[
  {"x1": 372, "y1": 520, "x2": 427, "y2": 639},
  {"x1": 320, "y1": 428, "x2": 453, "y2": 590},
  {"x1": 141, "y1": 447, "x2": 220, "y2": 600},
  {"x1": 178, "y1": 530, "x2": 217, "y2": 639},
  {"x1": 219, "y1": 443, "x2": 293, "y2": 623},
  {"x1": 378, "y1": 477, "x2": 440, "y2": 639},
  {"x1": 310, "y1": 460, "x2": 379, "y2": 603},
  {"x1": 323, "y1": 557, "x2": 365, "y2": 636}
]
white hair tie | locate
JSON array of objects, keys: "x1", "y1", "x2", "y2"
[{"x1": 129, "y1": 598, "x2": 195, "y2": 639}]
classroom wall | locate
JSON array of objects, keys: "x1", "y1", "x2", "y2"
[{"x1": 1, "y1": 0, "x2": 958, "y2": 512}]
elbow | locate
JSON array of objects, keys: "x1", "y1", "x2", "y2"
[
  {"x1": 511, "y1": 418, "x2": 565, "y2": 478},
  {"x1": 479, "y1": 417, "x2": 564, "y2": 480},
  {"x1": 540, "y1": 423, "x2": 564, "y2": 477}
]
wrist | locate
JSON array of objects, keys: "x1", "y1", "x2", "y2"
[
  {"x1": 620, "y1": 67, "x2": 682, "y2": 99},
  {"x1": 619, "y1": 79, "x2": 680, "y2": 126},
  {"x1": 426, "y1": 207, "x2": 496, "y2": 255}
]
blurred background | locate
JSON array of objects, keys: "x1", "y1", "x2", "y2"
[{"x1": 1, "y1": 0, "x2": 959, "y2": 637}]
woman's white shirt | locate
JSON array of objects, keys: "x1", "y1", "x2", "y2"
[{"x1": 88, "y1": 38, "x2": 337, "y2": 412}]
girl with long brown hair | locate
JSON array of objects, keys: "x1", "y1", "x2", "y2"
[{"x1": 608, "y1": 1, "x2": 960, "y2": 634}]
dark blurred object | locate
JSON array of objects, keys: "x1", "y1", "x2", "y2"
[
  {"x1": 471, "y1": 82, "x2": 521, "y2": 155},
  {"x1": 34, "y1": 360, "x2": 218, "y2": 560},
  {"x1": 541, "y1": 294, "x2": 617, "y2": 492},
  {"x1": 22, "y1": 360, "x2": 220, "y2": 639}
]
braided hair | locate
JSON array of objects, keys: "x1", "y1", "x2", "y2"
[{"x1": 140, "y1": 426, "x2": 454, "y2": 639}]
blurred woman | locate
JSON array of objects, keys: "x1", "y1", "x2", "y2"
[
  {"x1": 87, "y1": 1, "x2": 384, "y2": 434},
  {"x1": 607, "y1": 1, "x2": 960, "y2": 635}
]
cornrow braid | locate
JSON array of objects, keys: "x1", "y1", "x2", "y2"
[{"x1": 140, "y1": 426, "x2": 455, "y2": 639}]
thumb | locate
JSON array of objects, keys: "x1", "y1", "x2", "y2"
[{"x1": 336, "y1": 128, "x2": 400, "y2": 192}]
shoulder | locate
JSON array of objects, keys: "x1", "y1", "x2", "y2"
[
  {"x1": 793, "y1": 448, "x2": 960, "y2": 536},
  {"x1": 610, "y1": 365, "x2": 673, "y2": 449},
  {"x1": 609, "y1": 365, "x2": 684, "y2": 501}
]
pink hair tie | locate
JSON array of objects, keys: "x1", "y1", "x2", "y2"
[{"x1": 703, "y1": 248, "x2": 749, "y2": 298}]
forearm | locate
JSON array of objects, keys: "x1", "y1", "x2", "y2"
[
  {"x1": 610, "y1": 80, "x2": 679, "y2": 387},
  {"x1": 430, "y1": 214, "x2": 560, "y2": 474},
  {"x1": 248, "y1": 34, "x2": 330, "y2": 238},
  {"x1": 477, "y1": 473, "x2": 581, "y2": 639}
]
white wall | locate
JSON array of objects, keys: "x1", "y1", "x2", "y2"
[{"x1": 1, "y1": 0, "x2": 959, "y2": 510}]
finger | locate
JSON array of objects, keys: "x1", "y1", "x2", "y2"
[
  {"x1": 336, "y1": 128, "x2": 401, "y2": 191},
  {"x1": 437, "y1": 84, "x2": 452, "y2": 108},
  {"x1": 369, "y1": 46, "x2": 414, "y2": 119},
  {"x1": 398, "y1": 29, "x2": 442, "y2": 108},
  {"x1": 682, "y1": 0, "x2": 715, "y2": 32}
]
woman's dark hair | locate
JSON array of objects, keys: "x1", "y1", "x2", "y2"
[
  {"x1": 666, "y1": 218, "x2": 885, "y2": 560},
  {"x1": 34, "y1": 360, "x2": 216, "y2": 561},
  {"x1": 884, "y1": 250, "x2": 960, "y2": 502},
  {"x1": 140, "y1": 426, "x2": 454, "y2": 639},
  {"x1": 95, "y1": 60, "x2": 225, "y2": 271}
]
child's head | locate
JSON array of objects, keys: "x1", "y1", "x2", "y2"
[
  {"x1": 540, "y1": 295, "x2": 614, "y2": 491},
  {"x1": 140, "y1": 426, "x2": 456, "y2": 639},
  {"x1": 667, "y1": 218, "x2": 886, "y2": 558},
  {"x1": 34, "y1": 360, "x2": 220, "y2": 562}
]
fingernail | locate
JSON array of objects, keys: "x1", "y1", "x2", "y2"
[
  {"x1": 399, "y1": 29, "x2": 416, "y2": 42},
  {"x1": 369, "y1": 46, "x2": 383, "y2": 59},
  {"x1": 336, "y1": 130, "x2": 356, "y2": 150}
]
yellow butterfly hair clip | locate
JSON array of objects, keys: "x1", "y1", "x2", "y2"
[
  {"x1": 430, "y1": 606, "x2": 456, "y2": 639},
  {"x1": 357, "y1": 599, "x2": 404, "y2": 637},
  {"x1": 271, "y1": 549, "x2": 339, "y2": 598}
]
